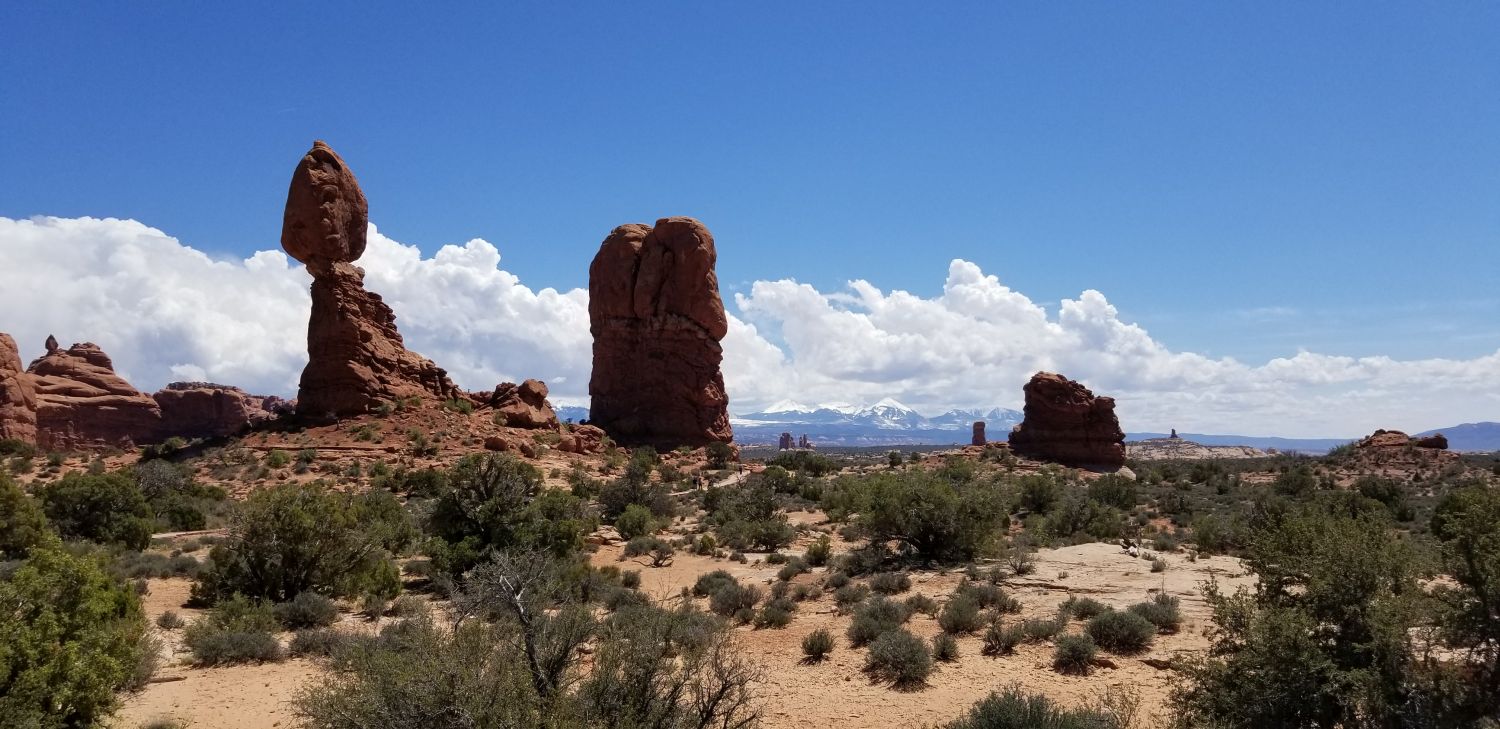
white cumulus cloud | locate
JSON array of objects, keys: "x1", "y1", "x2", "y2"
[{"x1": 1, "y1": 216, "x2": 1496, "y2": 437}]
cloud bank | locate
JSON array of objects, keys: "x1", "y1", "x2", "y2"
[{"x1": 2, "y1": 215, "x2": 1496, "y2": 437}]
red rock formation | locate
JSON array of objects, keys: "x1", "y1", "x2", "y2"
[
  {"x1": 489, "y1": 379, "x2": 559, "y2": 429},
  {"x1": 282, "y1": 140, "x2": 458, "y2": 417},
  {"x1": 0, "y1": 333, "x2": 38, "y2": 444},
  {"x1": 559, "y1": 424, "x2": 607, "y2": 455},
  {"x1": 153, "y1": 382, "x2": 285, "y2": 440},
  {"x1": 1008, "y1": 372, "x2": 1125, "y2": 469},
  {"x1": 1357, "y1": 429, "x2": 1449, "y2": 450},
  {"x1": 588, "y1": 218, "x2": 732, "y2": 449},
  {"x1": 971, "y1": 421, "x2": 986, "y2": 446},
  {"x1": 26, "y1": 341, "x2": 162, "y2": 450}
]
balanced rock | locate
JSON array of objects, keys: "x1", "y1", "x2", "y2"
[
  {"x1": 489, "y1": 379, "x2": 559, "y2": 429},
  {"x1": 588, "y1": 217, "x2": 732, "y2": 448},
  {"x1": 971, "y1": 421, "x2": 986, "y2": 446},
  {"x1": 1008, "y1": 372, "x2": 1126, "y2": 469},
  {"x1": 26, "y1": 341, "x2": 162, "y2": 450},
  {"x1": 0, "y1": 333, "x2": 38, "y2": 444},
  {"x1": 154, "y1": 382, "x2": 285, "y2": 440},
  {"x1": 282, "y1": 140, "x2": 458, "y2": 417}
]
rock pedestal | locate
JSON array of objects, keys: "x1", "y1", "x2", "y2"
[
  {"x1": 282, "y1": 140, "x2": 458, "y2": 417},
  {"x1": 587, "y1": 217, "x2": 732, "y2": 449},
  {"x1": 1008, "y1": 372, "x2": 1125, "y2": 469},
  {"x1": 971, "y1": 421, "x2": 986, "y2": 446}
]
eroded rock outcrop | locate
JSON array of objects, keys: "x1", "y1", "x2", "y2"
[
  {"x1": 1008, "y1": 372, "x2": 1125, "y2": 469},
  {"x1": 26, "y1": 341, "x2": 162, "y2": 450},
  {"x1": 971, "y1": 421, "x2": 986, "y2": 446},
  {"x1": 282, "y1": 140, "x2": 458, "y2": 417},
  {"x1": 0, "y1": 333, "x2": 38, "y2": 444},
  {"x1": 588, "y1": 217, "x2": 732, "y2": 448},
  {"x1": 1358, "y1": 429, "x2": 1448, "y2": 450},
  {"x1": 489, "y1": 379, "x2": 559, "y2": 429},
  {"x1": 154, "y1": 382, "x2": 287, "y2": 440}
]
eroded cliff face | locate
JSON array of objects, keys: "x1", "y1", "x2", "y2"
[
  {"x1": 588, "y1": 217, "x2": 732, "y2": 449},
  {"x1": 0, "y1": 333, "x2": 37, "y2": 444},
  {"x1": 1008, "y1": 372, "x2": 1125, "y2": 470},
  {"x1": 26, "y1": 341, "x2": 162, "y2": 450},
  {"x1": 281, "y1": 140, "x2": 457, "y2": 417}
]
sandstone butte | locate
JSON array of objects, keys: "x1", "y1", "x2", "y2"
[
  {"x1": 280, "y1": 139, "x2": 459, "y2": 417},
  {"x1": 588, "y1": 217, "x2": 733, "y2": 449},
  {"x1": 1008, "y1": 371, "x2": 1126, "y2": 470}
]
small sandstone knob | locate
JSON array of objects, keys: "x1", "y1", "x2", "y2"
[
  {"x1": 281, "y1": 140, "x2": 369, "y2": 270},
  {"x1": 44, "y1": 334, "x2": 58, "y2": 354}
]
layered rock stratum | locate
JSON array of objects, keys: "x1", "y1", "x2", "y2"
[
  {"x1": 1008, "y1": 371, "x2": 1126, "y2": 469},
  {"x1": 588, "y1": 217, "x2": 732, "y2": 448},
  {"x1": 26, "y1": 341, "x2": 163, "y2": 450},
  {"x1": 0, "y1": 333, "x2": 38, "y2": 444}
]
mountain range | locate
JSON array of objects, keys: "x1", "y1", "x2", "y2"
[{"x1": 556, "y1": 401, "x2": 1500, "y2": 453}]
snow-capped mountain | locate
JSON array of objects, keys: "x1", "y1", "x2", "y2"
[
  {"x1": 731, "y1": 401, "x2": 1023, "y2": 446},
  {"x1": 552, "y1": 401, "x2": 1024, "y2": 446}
]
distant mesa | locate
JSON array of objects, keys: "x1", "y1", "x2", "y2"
[
  {"x1": 971, "y1": 420, "x2": 986, "y2": 446},
  {"x1": 1008, "y1": 371, "x2": 1125, "y2": 470},
  {"x1": 281, "y1": 140, "x2": 460, "y2": 417},
  {"x1": 588, "y1": 217, "x2": 733, "y2": 449}
]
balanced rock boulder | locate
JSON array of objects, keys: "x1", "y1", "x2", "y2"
[
  {"x1": 26, "y1": 341, "x2": 162, "y2": 450},
  {"x1": 588, "y1": 217, "x2": 732, "y2": 449},
  {"x1": 489, "y1": 379, "x2": 558, "y2": 429},
  {"x1": 154, "y1": 382, "x2": 286, "y2": 440},
  {"x1": 0, "y1": 333, "x2": 38, "y2": 444},
  {"x1": 1008, "y1": 372, "x2": 1126, "y2": 469},
  {"x1": 282, "y1": 140, "x2": 458, "y2": 417}
]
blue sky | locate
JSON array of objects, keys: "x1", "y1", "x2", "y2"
[{"x1": 1, "y1": 4, "x2": 1498, "y2": 434}]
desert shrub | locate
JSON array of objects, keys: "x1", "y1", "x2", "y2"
[
  {"x1": 0, "y1": 437, "x2": 36, "y2": 458},
  {"x1": 805, "y1": 534, "x2": 833, "y2": 566},
  {"x1": 0, "y1": 546, "x2": 150, "y2": 727},
  {"x1": 427, "y1": 454, "x2": 592, "y2": 576},
  {"x1": 932, "y1": 632, "x2": 960, "y2": 662},
  {"x1": 361, "y1": 593, "x2": 388, "y2": 619},
  {"x1": 0, "y1": 475, "x2": 52, "y2": 558},
  {"x1": 265, "y1": 449, "x2": 291, "y2": 468},
  {"x1": 870, "y1": 571, "x2": 912, "y2": 595},
  {"x1": 116, "y1": 550, "x2": 201, "y2": 579},
  {"x1": 754, "y1": 598, "x2": 795, "y2": 629},
  {"x1": 1058, "y1": 595, "x2": 1109, "y2": 621},
  {"x1": 289, "y1": 627, "x2": 356, "y2": 658},
  {"x1": 768, "y1": 450, "x2": 836, "y2": 476},
  {"x1": 1127, "y1": 593, "x2": 1181, "y2": 633},
  {"x1": 1052, "y1": 634, "x2": 1096, "y2": 674},
  {"x1": 183, "y1": 594, "x2": 283, "y2": 665},
  {"x1": 693, "y1": 534, "x2": 716, "y2": 555},
  {"x1": 156, "y1": 610, "x2": 186, "y2": 629},
  {"x1": 134, "y1": 459, "x2": 226, "y2": 532},
  {"x1": 834, "y1": 583, "x2": 872, "y2": 612},
  {"x1": 705, "y1": 441, "x2": 734, "y2": 469},
  {"x1": 623, "y1": 536, "x2": 674, "y2": 567},
  {"x1": 905, "y1": 593, "x2": 938, "y2": 617},
  {"x1": 939, "y1": 595, "x2": 985, "y2": 634},
  {"x1": 958, "y1": 580, "x2": 1021, "y2": 613},
  {"x1": 36, "y1": 471, "x2": 154, "y2": 550},
  {"x1": 274, "y1": 591, "x2": 339, "y2": 629},
  {"x1": 944, "y1": 684, "x2": 1121, "y2": 728},
  {"x1": 374, "y1": 466, "x2": 447, "y2": 498},
  {"x1": 598, "y1": 448, "x2": 674, "y2": 520},
  {"x1": 620, "y1": 570, "x2": 641, "y2": 590},
  {"x1": 802, "y1": 627, "x2": 835, "y2": 662},
  {"x1": 776, "y1": 556, "x2": 809, "y2": 582},
  {"x1": 614, "y1": 503, "x2": 656, "y2": 540},
  {"x1": 191, "y1": 482, "x2": 411, "y2": 604},
  {"x1": 1017, "y1": 473, "x2": 1062, "y2": 514},
  {"x1": 692, "y1": 570, "x2": 738, "y2": 598},
  {"x1": 825, "y1": 571, "x2": 851, "y2": 590},
  {"x1": 1150, "y1": 557, "x2": 1167, "y2": 573},
  {"x1": 1088, "y1": 475, "x2": 1138, "y2": 510},
  {"x1": 1430, "y1": 485, "x2": 1500, "y2": 718},
  {"x1": 823, "y1": 469, "x2": 1007, "y2": 561},
  {"x1": 707, "y1": 482, "x2": 795, "y2": 551},
  {"x1": 981, "y1": 621, "x2": 1023, "y2": 656},
  {"x1": 847, "y1": 596, "x2": 910, "y2": 647},
  {"x1": 604, "y1": 587, "x2": 650, "y2": 613},
  {"x1": 1020, "y1": 617, "x2": 1063, "y2": 642},
  {"x1": 864, "y1": 629, "x2": 932, "y2": 687},
  {"x1": 1086, "y1": 610, "x2": 1155, "y2": 653},
  {"x1": 708, "y1": 581, "x2": 761, "y2": 618}
]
